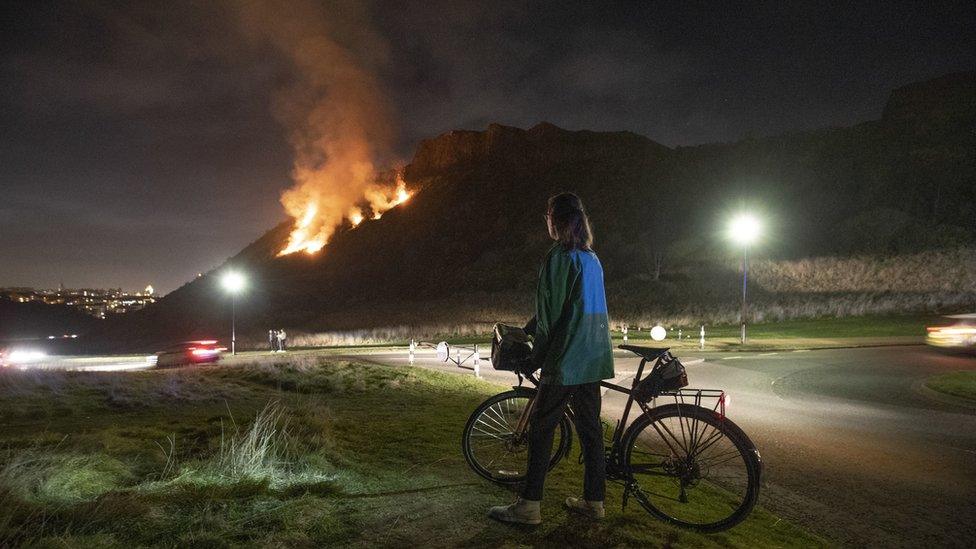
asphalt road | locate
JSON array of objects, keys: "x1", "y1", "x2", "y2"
[
  {"x1": 1, "y1": 354, "x2": 153, "y2": 371},
  {"x1": 358, "y1": 345, "x2": 976, "y2": 548}
]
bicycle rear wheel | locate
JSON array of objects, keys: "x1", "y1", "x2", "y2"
[
  {"x1": 462, "y1": 390, "x2": 572, "y2": 485},
  {"x1": 622, "y1": 403, "x2": 761, "y2": 532}
]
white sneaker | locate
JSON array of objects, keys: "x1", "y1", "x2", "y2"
[
  {"x1": 488, "y1": 497, "x2": 542, "y2": 525},
  {"x1": 564, "y1": 497, "x2": 605, "y2": 519}
]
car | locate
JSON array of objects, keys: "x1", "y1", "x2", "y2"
[
  {"x1": 926, "y1": 314, "x2": 976, "y2": 351},
  {"x1": 0, "y1": 348, "x2": 48, "y2": 368},
  {"x1": 151, "y1": 340, "x2": 227, "y2": 368}
]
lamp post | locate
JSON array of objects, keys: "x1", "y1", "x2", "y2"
[
  {"x1": 728, "y1": 214, "x2": 760, "y2": 344},
  {"x1": 221, "y1": 271, "x2": 246, "y2": 355}
]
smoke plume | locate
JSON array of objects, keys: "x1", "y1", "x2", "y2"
[{"x1": 235, "y1": 0, "x2": 401, "y2": 255}]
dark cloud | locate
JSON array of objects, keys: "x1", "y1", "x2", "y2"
[{"x1": 1, "y1": 0, "x2": 974, "y2": 292}]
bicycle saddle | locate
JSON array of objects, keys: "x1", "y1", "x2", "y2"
[{"x1": 618, "y1": 345, "x2": 670, "y2": 361}]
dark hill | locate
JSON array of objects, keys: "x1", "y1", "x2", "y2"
[
  {"x1": 0, "y1": 297, "x2": 98, "y2": 344},
  {"x1": 90, "y1": 71, "x2": 976, "y2": 352}
]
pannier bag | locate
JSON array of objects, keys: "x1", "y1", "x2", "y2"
[
  {"x1": 634, "y1": 356, "x2": 689, "y2": 402},
  {"x1": 491, "y1": 323, "x2": 533, "y2": 373}
]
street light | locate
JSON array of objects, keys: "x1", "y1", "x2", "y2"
[
  {"x1": 728, "y1": 214, "x2": 761, "y2": 344},
  {"x1": 221, "y1": 271, "x2": 246, "y2": 355}
]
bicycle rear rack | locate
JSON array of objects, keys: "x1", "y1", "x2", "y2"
[{"x1": 655, "y1": 388, "x2": 728, "y2": 419}]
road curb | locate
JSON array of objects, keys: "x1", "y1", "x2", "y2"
[
  {"x1": 687, "y1": 342, "x2": 925, "y2": 354},
  {"x1": 912, "y1": 379, "x2": 976, "y2": 411}
]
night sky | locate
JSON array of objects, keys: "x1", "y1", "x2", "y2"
[{"x1": 2, "y1": 1, "x2": 974, "y2": 294}]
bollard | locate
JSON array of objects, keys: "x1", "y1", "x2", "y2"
[
  {"x1": 678, "y1": 329, "x2": 682, "y2": 340},
  {"x1": 473, "y1": 344, "x2": 481, "y2": 378},
  {"x1": 699, "y1": 325, "x2": 705, "y2": 350},
  {"x1": 622, "y1": 326, "x2": 628, "y2": 342},
  {"x1": 409, "y1": 339, "x2": 415, "y2": 364}
]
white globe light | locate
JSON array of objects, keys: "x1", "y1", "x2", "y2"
[
  {"x1": 729, "y1": 214, "x2": 761, "y2": 245},
  {"x1": 650, "y1": 325, "x2": 667, "y2": 341},
  {"x1": 221, "y1": 271, "x2": 246, "y2": 293},
  {"x1": 436, "y1": 341, "x2": 450, "y2": 362}
]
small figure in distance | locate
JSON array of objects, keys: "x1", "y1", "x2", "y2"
[
  {"x1": 278, "y1": 329, "x2": 287, "y2": 352},
  {"x1": 269, "y1": 329, "x2": 278, "y2": 353}
]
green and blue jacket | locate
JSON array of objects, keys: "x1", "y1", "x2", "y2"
[{"x1": 531, "y1": 245, "x2": 614, "y2": 385}]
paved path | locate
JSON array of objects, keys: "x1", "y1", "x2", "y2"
[
  {"x1": 1, "y1": 355, "x2": 153, "y2": 371},
  {"x1": 355, "y1": 345, "x2": 976, "y2": 548}
]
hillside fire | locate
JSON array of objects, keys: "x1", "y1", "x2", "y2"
[{"x1": 278, "y1": 175, "x2": 412, "y2": 256}]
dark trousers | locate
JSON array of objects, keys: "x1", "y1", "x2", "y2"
[{"x1": 521, "y1": 381, "x2": 605, "y2": 501}]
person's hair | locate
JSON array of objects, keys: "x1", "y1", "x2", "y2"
[{"x1": 547, "y1": 192, "x2": 593, "y2": 250}]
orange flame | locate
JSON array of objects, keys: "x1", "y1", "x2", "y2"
[
  {"x1": 396, "y1": 185, "x2": 410, "y2": 204},
  {"x1": 348, "y1": 208, "x2": 365, "y2": 227},
  {"x1": 365, "y1": 175, "x2": 411, "y2": 222},
  {"x1": 278, "y1": 202, "x2": 326, "y2": 255},
  {"x1": 278, "y1": 173, "x2": 413, "y2": 256}
]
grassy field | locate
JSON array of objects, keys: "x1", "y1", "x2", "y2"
[
  {"x1": 925, "y1": 371, "x2": 976, "y2": 402},
  {"x1": 0, "y1": 357, "x2": 821, "y2": 547},
  {"x1": 282, "y1": 313, "x2": 935, "y2": 354},
  {"x1": 671, "y1": 314, "x2": 935, "y2": 339}
]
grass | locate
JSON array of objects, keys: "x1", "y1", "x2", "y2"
[
  {"x1": 683, "y1": 314, "x2": 936, "y2": 339},
  {"x1": 925, "y1": 371, "x2": 976, "y2": 402},
  {"x1": 279, "y1": 315, "x2": 932, "y2": 351},
  {"x1": 274, "y1": 314, "x2": 935, "y2": 355},
  {"x1": 0, "y1": 356, "x2": 822, "y2": 547}
]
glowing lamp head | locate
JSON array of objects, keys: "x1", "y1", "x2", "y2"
[
  {"x1": 650, "y1": 325, "x2": 667, "y2": 341},
  {"x1": 221, "y1": 271, "x2": 246, "y2": 294},
  {"x1": 729, "y1": 214, "x2": 761, "y2": 246}
]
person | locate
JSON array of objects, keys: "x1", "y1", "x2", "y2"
[
  {"x1": 489, "y1": 192, "x2": 615, "y2": 525},
  {"x1": 278, "y1": 329, "x2": 287, "y2": 352},
  {"x1": 268, "y1": 329, "x2": 278, "y2": 352}
]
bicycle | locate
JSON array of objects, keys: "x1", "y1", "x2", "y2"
[{"x1": 461, "y1": 344, "x2": 763, "y2": 532}]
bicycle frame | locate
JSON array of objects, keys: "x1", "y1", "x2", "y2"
[
  {"x1": 464, "y1": 347, "x2": 760, "y2": 529},
  {"x1": 512, "y1": 351, "x2": 728, "y2": 476}
]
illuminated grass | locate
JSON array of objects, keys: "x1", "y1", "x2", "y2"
[
  {"x1": 925, "y1": 371, "x2": 976, "y2": 401},
  {"x1": 0, "y1": 358, "x2": 823, "y2": 547}
]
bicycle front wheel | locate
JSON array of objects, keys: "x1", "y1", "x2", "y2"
[
  {"x1": 462, "y1": 389, "x2": 572, "y2": 485},
  {"x1": 622, "y1": 403, "x2": 761, "y2": 532}
]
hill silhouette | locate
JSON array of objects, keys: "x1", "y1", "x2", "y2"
[
  {"x1": 86, "y1": 71, "x2": 975, "y2": 351},
  {"x1": 0, "y1": 298, "x2": 97, "y2": 347}
]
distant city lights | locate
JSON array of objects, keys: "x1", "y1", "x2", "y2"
[{"x1": 1, "y1": 285, "x2": 156, "y2": 318}]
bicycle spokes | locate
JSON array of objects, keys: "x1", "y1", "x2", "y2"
[
  {"x1": 627, "y1": 408, "x2": 754, "y2": 529},
  {"x1": 462, "y1": 391, "x2": 571, "y2": 485},
  {"x1": 469, "y1": 397, "x2": 530, "y2": 478}
]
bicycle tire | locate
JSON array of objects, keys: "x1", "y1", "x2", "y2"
[
  {"x1": 462, "y1": 389, "x2": 573, "y2": 485},
  {"x1": 621, "y1": 403, "x2": 761, "y2": 532}
]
